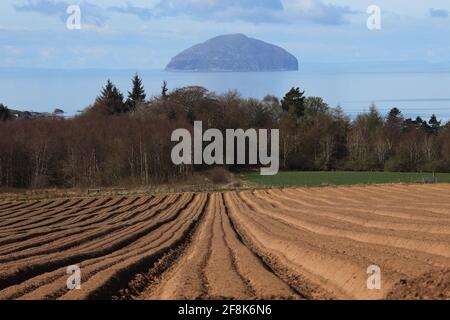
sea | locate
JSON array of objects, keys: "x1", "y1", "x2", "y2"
[{"x1": 1, "y1": 69, "x2": 449, "y2": 121}]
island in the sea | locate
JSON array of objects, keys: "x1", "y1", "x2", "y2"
[{"x1": 165, "y1": 34, "x2": 299, "y2": 72}]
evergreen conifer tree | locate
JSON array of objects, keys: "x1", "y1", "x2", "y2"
[
  {"x1": 95, "y1": 80, "x2": 125, "y2": 114},
  {"x1": 281, "y1": 87, "x2": 306, "y2": 119},
  {"x1": 127, "y1": 73, "x2": 146, "y2": 111}
]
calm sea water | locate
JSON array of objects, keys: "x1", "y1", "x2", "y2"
[{"x1": 1, "y1": 70, "x2": 449, "y2": 121}]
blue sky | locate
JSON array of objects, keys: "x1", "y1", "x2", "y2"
[{"x1": 1, "y1": 0, "x2": 450, "y2": 69}]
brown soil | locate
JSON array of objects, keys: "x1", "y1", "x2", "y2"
[{"x1": 0, "y1": 184, "x2": 449, "y2": 300}]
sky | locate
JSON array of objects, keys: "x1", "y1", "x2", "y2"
[{"x1": 0, "y1": 0, "x2": 450, "y2": 69}]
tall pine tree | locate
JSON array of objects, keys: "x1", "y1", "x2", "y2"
[
  {"x1": 127, "y1": 73, "x2": 146, "y2": 111},
  {"x1": 95, "y1": 80, "x2": 126, "y2": 115},
  {"x1": 281, "y1": 87, "x2": 306, "y2": 119},
  {"x1": 429, "y1": 114, "x2": 441, "y2": 135},
  {"x1": 161, "y1": 80, "x2": 169, "y2": 100},
  {"x1": 387, "y1": 108, "x2": 402, "y2": 123}
]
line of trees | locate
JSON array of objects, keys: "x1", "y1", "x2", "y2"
[{"x1": 1, "y1": 74, "x2": 449, "y2": 188}]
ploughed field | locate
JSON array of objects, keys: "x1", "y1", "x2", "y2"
[{"x1": 0, "y1": 184, "x2": 449, "y2": 300}]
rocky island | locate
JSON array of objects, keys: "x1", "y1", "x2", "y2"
[{"x1": 166, "y1": 34, "x2": 299, "y2": 72}]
